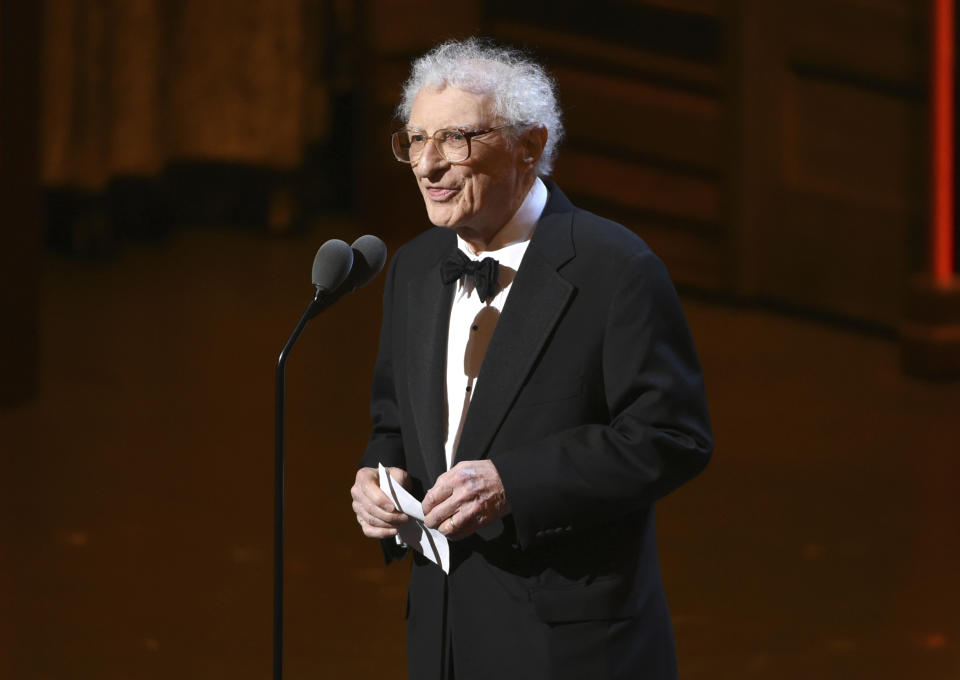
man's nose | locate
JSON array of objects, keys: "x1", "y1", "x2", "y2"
[{"x1": 413, "y1": 139, "x2": 448, "y2": 177}]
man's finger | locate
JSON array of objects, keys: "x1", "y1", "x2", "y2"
[
  {"x1": 424, "y1": 493, "x2": 462, "y2": 529},
  {"x1": 360, "y1": 511, "x2": 400, "y2": 530},
  {"x1": 422, "y1": 474, "x2": 455, "y2": 514},
  {"x1": 363, "y1": 501, "x2": 407, "y2": 526},
  {"x1": 351, "y1": 482, "x2": 408, "y2": 527},
  {"x1": 359, "y1": 477, "x2": 393, "y2": 506},
  {"x1": 386, "y1": 466, "x2": 411, "y2": 489},
  {"x1": 441, "y1": 506, "x2": 483, "y2": 539},
  {"x1": 358, "y1": 482, "x2": 408, "y2": 523},
  {"x1": 359, "y1": 518, "x2": 398, "y2": 539},
  {"x1": 441, "y1": 512, "x2": 459, "y2": 537}
]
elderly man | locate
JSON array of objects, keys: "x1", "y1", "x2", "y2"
[{"x1": 350, "y1": 38, "x2": 712, "y2": 680}]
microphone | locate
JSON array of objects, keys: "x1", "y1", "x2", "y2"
[
  {"x1": 307, "y1": 234, "x2": 388, "y2": 317},
  {"x1": 311, "y1": 238, "x2": 354, "y2": 293},
  {"x1": 307, "y1": 239, "x2": 353, "y2": 320},
  {"x1": 342, "y1": 234, "x2": 388, "y2": 292}
]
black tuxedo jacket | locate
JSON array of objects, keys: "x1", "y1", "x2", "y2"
[{"x1": 360, "y1": 181, "x2": 713, "y2": 680}]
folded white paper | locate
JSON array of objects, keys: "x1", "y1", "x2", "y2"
[{"x1": 378, "y1": 464, "x2": 449, "y2": 574}]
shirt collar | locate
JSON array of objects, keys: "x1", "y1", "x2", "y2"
[
  {"x1": 456, "y1": 176, "x2": 548, "y2": 266},
  {"x1": 453, "y1": 177, "x2": 548, "y2": 301}
]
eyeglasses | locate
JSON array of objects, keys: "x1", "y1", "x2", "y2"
[{"x1": 391, "y1": 124, "x2": 513, "y2": 164}]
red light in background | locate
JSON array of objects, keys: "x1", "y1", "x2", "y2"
[{"x1": 932, "y1": 0, "x2": 955, "y2": 284}]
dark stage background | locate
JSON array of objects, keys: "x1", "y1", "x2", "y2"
[{"x1": 1, "y1": 1, "x2": 958, "y2": 678}]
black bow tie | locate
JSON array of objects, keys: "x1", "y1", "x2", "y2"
[{"x1": 440, "y1": 250, "x2": 500, "y2": 303}]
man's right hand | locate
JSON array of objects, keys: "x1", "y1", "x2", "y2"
[{"x1": 350, "y1": 466, "x2": 410, "y2": 539}]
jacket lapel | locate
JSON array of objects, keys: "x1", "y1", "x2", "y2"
[
  {"x1": 406, "y1": 256, "x2": 455, "y2": 483},
  {"x1": 453, "y1": 187, "x2": 577, "y2": 463}
]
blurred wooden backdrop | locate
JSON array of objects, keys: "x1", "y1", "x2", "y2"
[
  {"x1": 364, "y1": 0, "x2": 928, "y2": 330},
  {"x1": 2, "y1": 3, "x2": 957, "y2": 679},
  {"x1": 1, "y1": 0, "x2": 940, "y2": 403}
]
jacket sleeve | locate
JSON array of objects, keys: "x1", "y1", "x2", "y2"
[
  {"x1": 493, "y1": 249, "x2": 713, "y2": 550},
  {"x1": 358, "y1": 253, "x2": 409, "y2": 563},
  {"x1": 360, "y1": 252, "x2": 406, "y2": 471}
]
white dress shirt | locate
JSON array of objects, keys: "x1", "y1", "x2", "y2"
[{"x1": 442, "y1": 177, "x2": 549, "y2": 469}]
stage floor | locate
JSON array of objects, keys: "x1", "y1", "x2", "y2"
[{"x1": 2, "y1": 223, "x2": 958, "y2": 679}]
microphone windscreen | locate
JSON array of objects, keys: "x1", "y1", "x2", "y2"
[
  {"x1": 348, "y1": 235, "x2": 388, "y2": 289},
  {"x1": 311, "y1": 239, "x2": 354, "y2": 292}
]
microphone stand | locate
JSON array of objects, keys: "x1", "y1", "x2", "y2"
[
  {"x1": 273, "y1": 286, "x2": 329, "y2": 680},
  {"x1": 271, "y1": 233, "x2": 383, "y2": 680}
]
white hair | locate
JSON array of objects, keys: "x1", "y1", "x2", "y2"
[{"x1": 397, "y1": 38, "x2": 564, "y2": 176}]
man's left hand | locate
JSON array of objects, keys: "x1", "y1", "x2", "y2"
[{"x1": 422, "y1": 460, "x2": 510, "y2": 540}]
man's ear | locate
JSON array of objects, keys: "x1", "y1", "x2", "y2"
[{"x1": 520, "y1": 125, "x2": 548, "y2": 167}]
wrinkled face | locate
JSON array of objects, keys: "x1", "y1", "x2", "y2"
[{"x1": 407, "y1": 86, "x2": 530, "y2": 247}]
